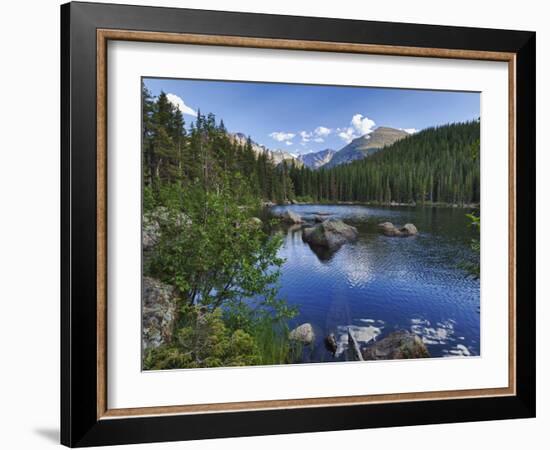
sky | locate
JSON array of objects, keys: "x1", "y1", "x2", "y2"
[{"x1": 143, "y1": 77, "x2": 480, "y2": 156}]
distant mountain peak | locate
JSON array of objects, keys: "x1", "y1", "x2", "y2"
[
  {"x1": 228, "y1": 132, "x2": 303, "y2": 167},
  {"x1": 298, "y1": 148, "x2": 336, "y2": 169},
  {"x1": 374, "y1": 126, "x2": 399, "y2": 132},
  {"x1": 326, "y1": 127, "x2": 407, "y2": 168},
  {"x1": 228, "y1": 126, "x2": 407, "y2": 171}
]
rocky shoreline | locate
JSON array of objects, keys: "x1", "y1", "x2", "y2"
[{"x1": 288, "y1": 322, "x2": 431, "y2": 362}]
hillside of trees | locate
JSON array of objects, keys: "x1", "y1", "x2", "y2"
[
  {"x1": 142, "y1": 87, "x2": 295, "y2": 205},
  {"x1": 288, "y1": 121, "x2": 480, "y2": 205}
]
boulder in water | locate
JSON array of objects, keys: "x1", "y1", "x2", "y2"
[
  {"x1": 378, "y1": 221, "x2": 401, "y2": 236},
  {"x1": 378, "y1": 222, "x2": 418, "y2": 237},
  {"x1": 302, "y1": 219, "x2": 358, "y2": 250},
  {"x1": 289, "y1": 323, "x2": 315, "y2": 345},
  {"x1": 362, "y1": 330, "x2": 430, "y2": 360},
  {"x1": 400, "y1": 223, "x2": 418, "y2": 236},
  {"x1": 324, "y1": 333, "x2": 338, "y2": 354},
  {"x1": 280, "y1": 210, "x2": 303, "y2": 224}
]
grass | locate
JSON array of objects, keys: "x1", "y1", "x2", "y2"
[{"x1": 250, "y1": 317, "x2": 303, "y2": 365}]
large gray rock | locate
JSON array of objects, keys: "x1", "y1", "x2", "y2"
[
  {"x1": 378, "y1": 222, "x2": 400, "y2": 236},
  {"x1": 378, "y1": 222, "x2": 418, "y2": 237},
  {"x1": 143, "y1": 207, "x2": 191, "y2": 250},
  {"x1": 401, "y1": 223, "x2": 418, "y2": 236},
  {"x1": 142, "y1": 215, "x2": 160, "y2": 251},
  {"x1": 280, "y1": 210, "x2": 303, "y2": 224},
  {"x1": 302, "y1": 219, "x2": 358, "y2": 250},
  {"x1": 142, "y1": 277, "x2": 178, "y2": 350},
  {"x1": 362, "y1": 331, "x2": 430, "y2": 360},
  {"x1": 289, "y1": 323, "x2": 315, "y2": 345}
]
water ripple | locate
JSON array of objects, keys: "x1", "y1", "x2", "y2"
[{"x1": 267, "y1": 204, "x2": 480, "y2": 361}]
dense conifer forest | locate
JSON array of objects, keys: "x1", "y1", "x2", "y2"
[
  {"x1": 289, "y1": 121, "x2": 480, "y2": 205},
  {"x1": 142, "y1": 87, "x2": 295, "y2": 205}
]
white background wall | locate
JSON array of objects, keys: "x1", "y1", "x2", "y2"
[{"x1": 0, "y1": 1, "x2": 546, "y2": 449}]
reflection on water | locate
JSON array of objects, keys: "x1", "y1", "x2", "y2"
[
  {"x1": 265, "y1": 204, "x2": 480, "y2": 362},
  {"x1": 334, "y1": 324, "x2": 382, "y2": 357}
]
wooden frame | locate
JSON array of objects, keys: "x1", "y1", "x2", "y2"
[{"x1": 62, "y1": 1, "x2": 535, "y2": 447}]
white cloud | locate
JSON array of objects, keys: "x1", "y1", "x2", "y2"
[
  {"x1": 351, "y1": 114, "x2": 376, "y2": 135},
  {"x1": 314, "y1": 126, "x2": 332, "y2": 137},
  {"x1": 299, "y1": 130, "x2": 311, "y2": 143},
  {"x1": 337, "y1": 114, "x2": 377, "y2": 143},
  {"x1": 337, "y1": 127, "x2": 356, "y2": 143},
  {"x1": 400, "y1": 128, "x2": 419, "y2": 134},
  {"x1": 298, "y1": 127, "x2": 331, "y2": 145},
  {"x1": 270, "y1": 131, "x2": 296, "y2": 142},
  {"x1": 166, "y1": 93, "x2": 197, "y2": 117},
  {"x1": 285, "y1": 141, "x2": 293, "y2": 146}
]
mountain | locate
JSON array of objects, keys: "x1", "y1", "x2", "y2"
[
  {"x1": 270, "y1": 149, "x2": 303, "y2": 167},
  {"x1": 298, "y1": 149, "x2": 336, "y2": 169},
  {"x1": 230, "y1": 132, "x2": 303, "y2": 168},
  {"x1": 288, "y1": 121, "x2": 480, "y2": 205},
  {"x1": 230, "y1": 132, "x2": 270, "y2": 157},
  {"x1": 325, "y1": 127, "x2": 408, "y2": 168}
]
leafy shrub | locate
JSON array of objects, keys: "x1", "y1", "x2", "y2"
[{"x1": 144, "y1": 306, "x2": 262, "y2": 370}]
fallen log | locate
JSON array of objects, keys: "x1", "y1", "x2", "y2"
[{"x1": 348, "y1": 328, "x2": 364, "y2": 361}]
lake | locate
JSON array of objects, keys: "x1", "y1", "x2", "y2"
[{"x1": 266, "y1": 204, "x2": 480, "y2": 363}]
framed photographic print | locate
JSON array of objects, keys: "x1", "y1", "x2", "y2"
[{"x1": 61, "y1": 1, "x2": 536, "y2": 447}]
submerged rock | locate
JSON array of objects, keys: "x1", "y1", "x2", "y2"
[
  {"x1": 289, "y1": 323, "x2": 315, "y2": 345},
  {"x1": 378, "y1": 222, "x2": 418, "y2": 237},
  {"x1": 302, "y1": 219, "x2": 358, "y2": 250},
  {"x1": 280, "y1": 210, "x2": 304, "y2": 224},
  {"x1": 362, "y1": 330, "x2": 430, "y2": 360},
  {"x1": 142, "y1": 277, "x2": 178, "y2": 350}
]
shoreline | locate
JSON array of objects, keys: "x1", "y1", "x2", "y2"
[{"x1": 264, "y1": 200, "x2": 480, "y2": 209}]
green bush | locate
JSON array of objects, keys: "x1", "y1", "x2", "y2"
[
  {"x1": 144, "y1": 176, "x2": 299, "y2": 369},
  {"x1": 144, "y1": 306, "x2": 262, "y2": 370}
]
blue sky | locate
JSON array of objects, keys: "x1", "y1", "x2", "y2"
[{"x1": 143, "y1": 77, "x2": 480, "y2": 156}]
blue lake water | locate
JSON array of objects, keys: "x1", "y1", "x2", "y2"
[{"x1": 266, "y1": 204, "x2": 480, "y2": 362}]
